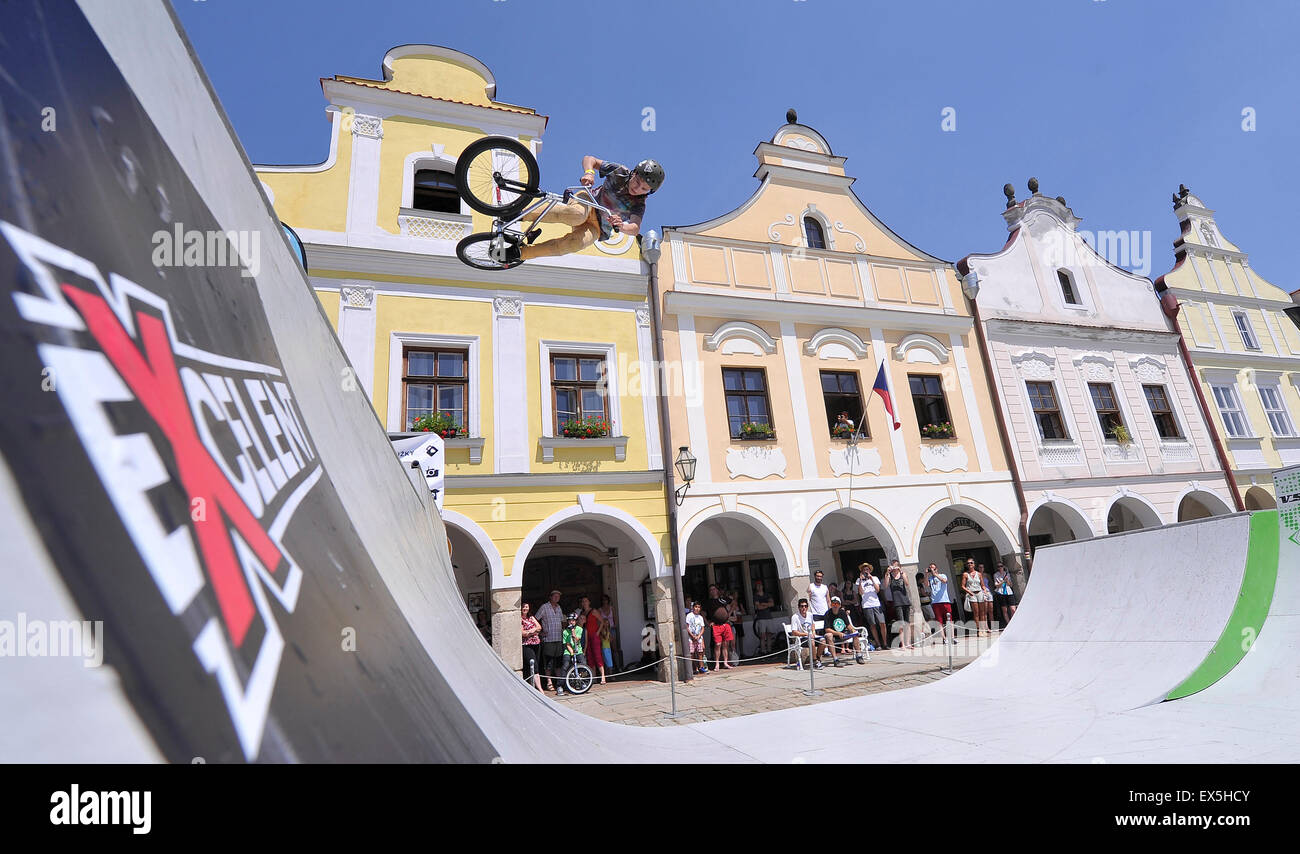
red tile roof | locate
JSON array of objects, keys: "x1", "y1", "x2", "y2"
[{"x1": 327, "y1": 77, "x2": 545, "y2": 120}]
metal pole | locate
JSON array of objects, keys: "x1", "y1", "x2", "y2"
[
  {"x1": 803, "y1": 631, "x2": 822, "y2": 697},
  {"x1": 665, "y1": 639, "x2": 679, "y2": 718}
]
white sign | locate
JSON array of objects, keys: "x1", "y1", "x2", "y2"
[{"x1": 392, "y1": 433, "x2": 445, "y2": 510}]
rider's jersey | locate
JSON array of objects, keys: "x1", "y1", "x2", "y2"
[{"x1": 592, "y1": 161, "x2": 647, "y2": 240}]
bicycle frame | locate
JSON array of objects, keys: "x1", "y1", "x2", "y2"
[{"x1": 492, "y1": 185, "x2": 617, "y2": 237}]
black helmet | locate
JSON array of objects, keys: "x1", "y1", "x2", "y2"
[{"x1": 633, "y1": 159, "x2": 665, "y2": 192}]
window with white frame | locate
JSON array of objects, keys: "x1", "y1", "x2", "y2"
[
  {"x1": 1211, "y1": 384, "x2": 1249, "y2": 438},
  {"x1": 1026, "y1": 381, "x2": 1069, "y2": 441},
  {"x1": 1232, "y1": 310, "x2": 1261, "y2": 351},
  {"x1": 1258, "y1": 386, "x2": 1296, "y2": 437}
]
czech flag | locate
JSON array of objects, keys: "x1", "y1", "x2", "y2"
[{"x1": 872, "y1": 362, "x2": 901, "y2": 430}]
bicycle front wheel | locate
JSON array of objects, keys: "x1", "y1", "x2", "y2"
[
  {"x1": 565, "y1": 663, "x2": 593, "y2": 695},
  {"x1": 456, "y1": 232, "x2": 522, "y2": 271},
  {"x1": 455, "y1": 136, "x2": 539, "y2": 216}
]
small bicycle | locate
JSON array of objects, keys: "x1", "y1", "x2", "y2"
[
  {"x1": 562, "y1": 656, "x2": 594, "y2": 695},
  {"x1": 453, "y1": 135, "x2": 618, "y2": 271}
]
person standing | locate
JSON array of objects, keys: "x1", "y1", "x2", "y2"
[
  {"x1": 751, "y1": 580, "x2": 778, "y2": 654},
  {"x1": 885, "y1": 560, "x2": 913, "y2": 650},
  {"x1": 915, "y1": 572, "x2": 934, "y2": 624},
  {"x1": 580, "y1": 596, "x2": 607, "y2": 685},
  {"x1": 727, "y1": 591, "x2": 746, "y2": 664},
  {"x1": 993, "y1": 562, "x2": 1019, "y2": 628},
  {"x1": 686, "y1": 601, "x2": 707, "y2": 675},
  {"x1": 855, "y1": 563, "x2": 887, "y2": 652},
  {"x1": 807, "y1": 570, "x2": 831, "y2": 620},
  {"x1": 706, "y1": 585, "x2": 734, "y2": 671},
  {"x1": 926, "y1": 563, "x2": 954, "y2": 645},
  {"x1": 599, "y1": 594, "x2": 617, "y2": 673},
  {"x1": 520, "y1": 602, "x2": 544, "y2": 691},
  {"x1": 978, "y1": 564, "x2": 995, "y2": 635},
  {"x1": 961, "y1": 560, "x2": 986, "y2": 636},
  {"x1": 537, "y1": 589, "x2": 566, "y2": 694}
]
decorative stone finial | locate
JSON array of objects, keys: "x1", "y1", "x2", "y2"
[
  {"x1": 787, "y1": 108, "x2": 798, "y2": 124},
  {"x1": 1028, "y1": 177, "x2": 1040, "y2": 194},
  {"x1": 1003, "y1": 183, "x2": 1016, "y2": 209}
]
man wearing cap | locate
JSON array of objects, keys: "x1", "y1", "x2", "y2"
[
  {"x1": 822, "y1": 596, "x2": 864, "y2": 666},
  {"x1": 537, "y1": 589, "x2": 566, "y2": 694}
]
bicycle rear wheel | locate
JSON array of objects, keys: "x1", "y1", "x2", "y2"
[
  {"x1": 456, "y1": 232, "x2": 522, "y2": 271},
  {"x1": 565, "y1": 663, "x2": 593, "y2": 695},
  {"x1": 455, "y1": 136, "x2": 539, "y2": 217}
]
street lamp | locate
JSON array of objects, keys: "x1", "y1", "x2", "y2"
[{"x1": 673, "y1": 446, "x2": 696, "y2": 506}]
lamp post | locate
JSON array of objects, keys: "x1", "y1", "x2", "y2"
[
  {"x1": 674, "y1": 446, "x2": 697, "y2": 505},
  {"x1": 644, "y1": 230, "x2": 693, "y2": 682}
]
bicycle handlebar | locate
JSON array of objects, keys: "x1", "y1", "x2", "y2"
[{"x1": 561, "y1": 186, "x2": 619, "y2": 232}]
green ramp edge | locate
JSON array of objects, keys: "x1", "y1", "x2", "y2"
[{"x1": 1165, "y1": 511, "x2": 1279, "y2": 701}]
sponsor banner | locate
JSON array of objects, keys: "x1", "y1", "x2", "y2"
[
  {"x1": 392, "y1": 433, "x2": 445, "y2": 510},
  {"x1": 0, "y1": 0, "x2": 492, "y2": 761},
  {"x1": 1276, "y1": 465, "x2": 1300, "y2": 563}
]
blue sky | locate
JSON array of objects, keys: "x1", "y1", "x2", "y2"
[{"x1": 174, "y1": 0, "x2": 1299, "y2": 291}]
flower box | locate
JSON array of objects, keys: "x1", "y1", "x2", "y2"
[
  {"x1": 920, "y1": 422, "x2": 955, "y2": 440},
  {"x1": 739, "y1": 422, "x2": 776, "y2": 440},
  {"x1": 560, "y1": 417, "x2": 612, "y2": 439},
  {"x1": 411, "y1": 412, "x2": 461, "y2": 439}
]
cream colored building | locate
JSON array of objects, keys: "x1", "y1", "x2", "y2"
[
  {"x1": 1156, "y1": 187, "x2": 1300, "y2": 509},
  {"x1": 255, "y1": 46, "x2": 671, "y2": 671},
  {"x1": 959, "y1": 188, "x2": 1234, "y2": 550},
  {"x1": 656, "y1": 116, "x2": 1023, "y2": 636}
]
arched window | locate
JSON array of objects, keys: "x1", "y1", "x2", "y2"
[
  {"x1": 413, "y1": 168, "x2": 460, "y2": 214},
  {"x1": 803, "y1": 216, "x2": 826, "y2": 250},
  {"x1": 1057, "y1": 269, "x2": 1080, "y2": 305}
]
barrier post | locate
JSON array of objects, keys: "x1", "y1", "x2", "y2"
[
  {"x1": 803, "y1": 632, "x2": 822, "y2": 698},
  {"x1": 665, "y1": 640, "x2": 679, "y2": 719}
]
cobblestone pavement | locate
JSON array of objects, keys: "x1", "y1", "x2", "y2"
[{"x1": 543, "y1": 637, "x2": 993, "y2": 727}]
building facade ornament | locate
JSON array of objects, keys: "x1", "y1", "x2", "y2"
[
  {"x1": 493, "y1": 296, "x2": 522, "y2": 317},
  {"x1": 341, "y1": 285, "x2": 375, "y2": 308},
  {"x1": 350, "y1": 113, "x2": 383, "y2": 139}
]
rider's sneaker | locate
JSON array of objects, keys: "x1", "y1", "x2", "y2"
[{"x1": 855, "y1": 655, "x2": 865, "y2": 664}]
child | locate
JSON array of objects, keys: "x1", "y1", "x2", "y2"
[
  {"x1": 561, "y1": 612, "x2": 586, "y2": 684},
  {"x1": 685, "y1": 601, "x2": 707, "y2": 675}
]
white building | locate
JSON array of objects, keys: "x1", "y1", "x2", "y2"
[{"x1": 958, "y1": 186, "x2": 1235, "y2": 552}]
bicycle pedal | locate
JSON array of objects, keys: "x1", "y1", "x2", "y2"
[
  {"x1": 526, "y1": 228, "x2": 542, "y2": 244},
  {"x1": 562, "y1": 189, "x2": 571, "y2": 203}
]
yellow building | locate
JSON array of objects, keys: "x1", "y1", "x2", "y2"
[
  {"x1": 255, "y1": 45, "x2": 671, "y2": 672},
  {"x1": 656, "y1": 114, "x2": 1023, "y2": 641},
  {"x1": 1156, "y1": 187, "x2": 1300, "y2": 509}
]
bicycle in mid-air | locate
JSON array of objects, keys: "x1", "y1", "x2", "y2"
[{"x1": 453, "y1": 135, "x2": 619, "y2": 271}]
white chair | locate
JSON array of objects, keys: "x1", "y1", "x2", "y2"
[{"x1": 783, "y1": 623, "x2": 813, "y2": 670}]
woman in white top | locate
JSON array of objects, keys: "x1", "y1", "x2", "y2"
[{"x1": 961, "y1": 559, "x2": 987, "y2": 636}]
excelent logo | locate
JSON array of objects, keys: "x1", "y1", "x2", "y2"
[{"x1": 3, "y1": 220, "x2": 319, "y2": 760}]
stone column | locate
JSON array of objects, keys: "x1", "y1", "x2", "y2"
[
  {"x1": 899, "y1": 562, "x2": 926, "y2": 641},
  {"x1": 1003, "y1": 552, "x2": 1029, "y2": 599},
  {"x1": 651, "y1": 575, "x2": 680, "y2": 683},
  {"x1": 491, "y1": 588, "x2": 522, "y2": 675},
  {"x1": 781, "y1": 573, "x2": 810, "y2": 615}
]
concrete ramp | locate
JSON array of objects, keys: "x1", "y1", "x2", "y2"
[{"x1": 1, "y1": 0, "x2": 1291, "y2": 764}]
